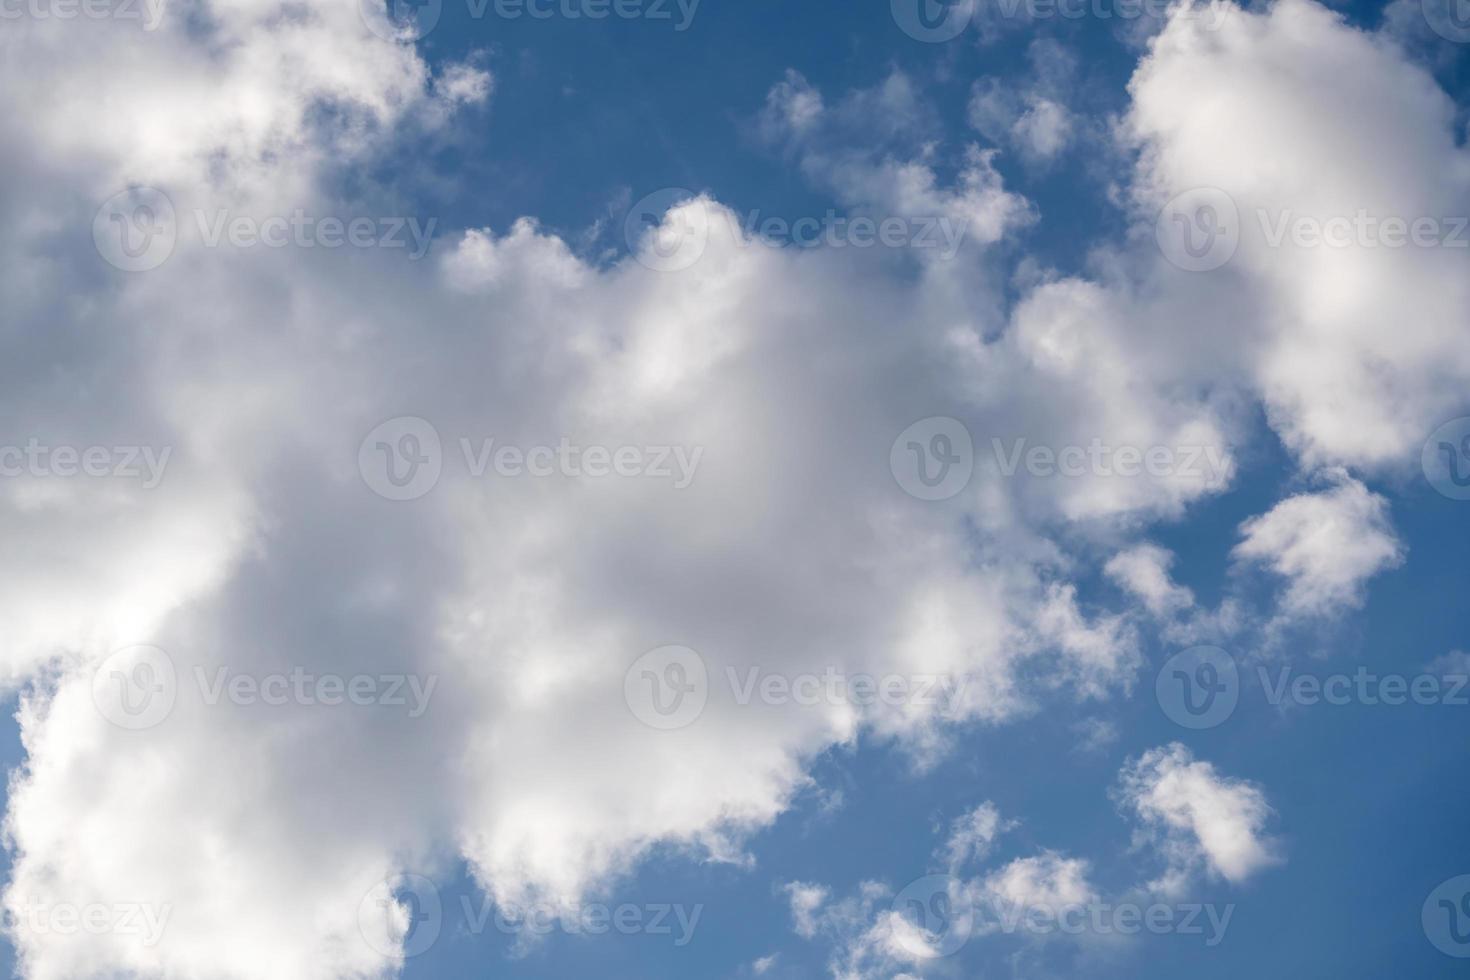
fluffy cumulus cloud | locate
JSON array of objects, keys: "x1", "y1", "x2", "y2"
[
  {"x1": 0, "y1": 0, "x2": 1461, "y2": 976},
  {"x1": 970, "y1": 852, "x2": 1099, "y2": 928},
  {"x1": 1126, "y1": 0, "x2": 1470, "y2": 471},
  {"x1": 968, "y1": 40, "x2": 1081, "y2": 165},
  {"x1": 1233, "y1": 472, "x2": 1405, "y2": 616},
  {"x1": 1117, "y1": 744, "x2": 1280, "y2": 895},
  {"x1": 1105, "y1": 544, "x2": 1197, "y2": 617},
  {"x1": 782, "y1": 878, "x2": 942, "y2": 979},
  {"x1": 784, "y1": 814, "x2": 1105, "y2": 978}
]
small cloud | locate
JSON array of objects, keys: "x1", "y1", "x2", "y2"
[{"x1": 1116, "y1": 743, "x2": 1281, "y2": 894}]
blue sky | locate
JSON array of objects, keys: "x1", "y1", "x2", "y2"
[{"x1": 1, "y1": 0, "x2": 1469, "y2": 977}]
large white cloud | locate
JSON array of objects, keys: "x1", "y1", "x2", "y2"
[
  {"x1": 1126, "y1": 0, "x2": 1470, "y2": 471},
  {"x1": 0, "y1": 0, "x2": 1462, "y2": 976}
]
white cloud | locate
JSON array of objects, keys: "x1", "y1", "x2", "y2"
[
  {"x1": 1117, "y1": 744, "x2": 1280, "y2": 894},
  {"x1": 1233, "y1": 472, "x2": 1405, "y2": 616},
  {"x1": 792, "y1": 847, "x2": 1101, "y2": 977},
  {"x1": 968, "y1": 40, "x2": 1080, "y2": 166},
  {"x1": 784, "y1": 882, "x2": 831, "y2": 940},
  {"x1": 941, "y1": 801, "x2": 1014, "y2": 871},
  {"x1": 1105, "y1": 544, "x2": 1196, "y2": 617},
  {"x1": 971, "y1": 851, "x2": 1098, "y2": 928},
  {"x1": 783, "y1": 879, "x2": 937, "y2": 979},
  {"x1": 1425, "y1": 650, "x2": 1470, "y2": 679},
  {"x1": 0, "y1": 0, "x2": 1456, "y2": 976},
  {"x1": 1126, "y1": 0, "x2": 1470, "y2": 471}
]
